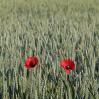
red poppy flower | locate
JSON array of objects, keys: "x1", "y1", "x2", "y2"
[
  {"x1": 24, "y1": 56, "x2": 38, "y2": 69},
  {"x1": 60, "y1": 59, "x2": 75, "y2": 75}
]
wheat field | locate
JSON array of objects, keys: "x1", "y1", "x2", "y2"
[{"x1": 0, "y1": 0, "x2": 99, "y2": 99}]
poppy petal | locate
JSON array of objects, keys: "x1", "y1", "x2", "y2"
[
  {"x1": 66, "y1": 70, "x2": 71, "y2": 75},
  {"x1": 60, "y1": 58, "x2": 76, "y2": 75},
  {"x1": 60, "y1": 60, "x2": 67, "y2": 69},
  {"x1": 24, "y1": 56, "x2": 38, "y2": 69}
]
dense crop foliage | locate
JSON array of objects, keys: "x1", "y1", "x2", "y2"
[{"x1": 0, "y1": 0, "x2": 99, "y2": 98}]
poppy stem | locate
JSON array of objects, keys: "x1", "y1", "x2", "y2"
[
  {"x1": 26, "y1": 69, "x2": 30, "y2": 79},
  {"x1": 67, "y1": 75, "x2": 69, "y2": 81}
]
